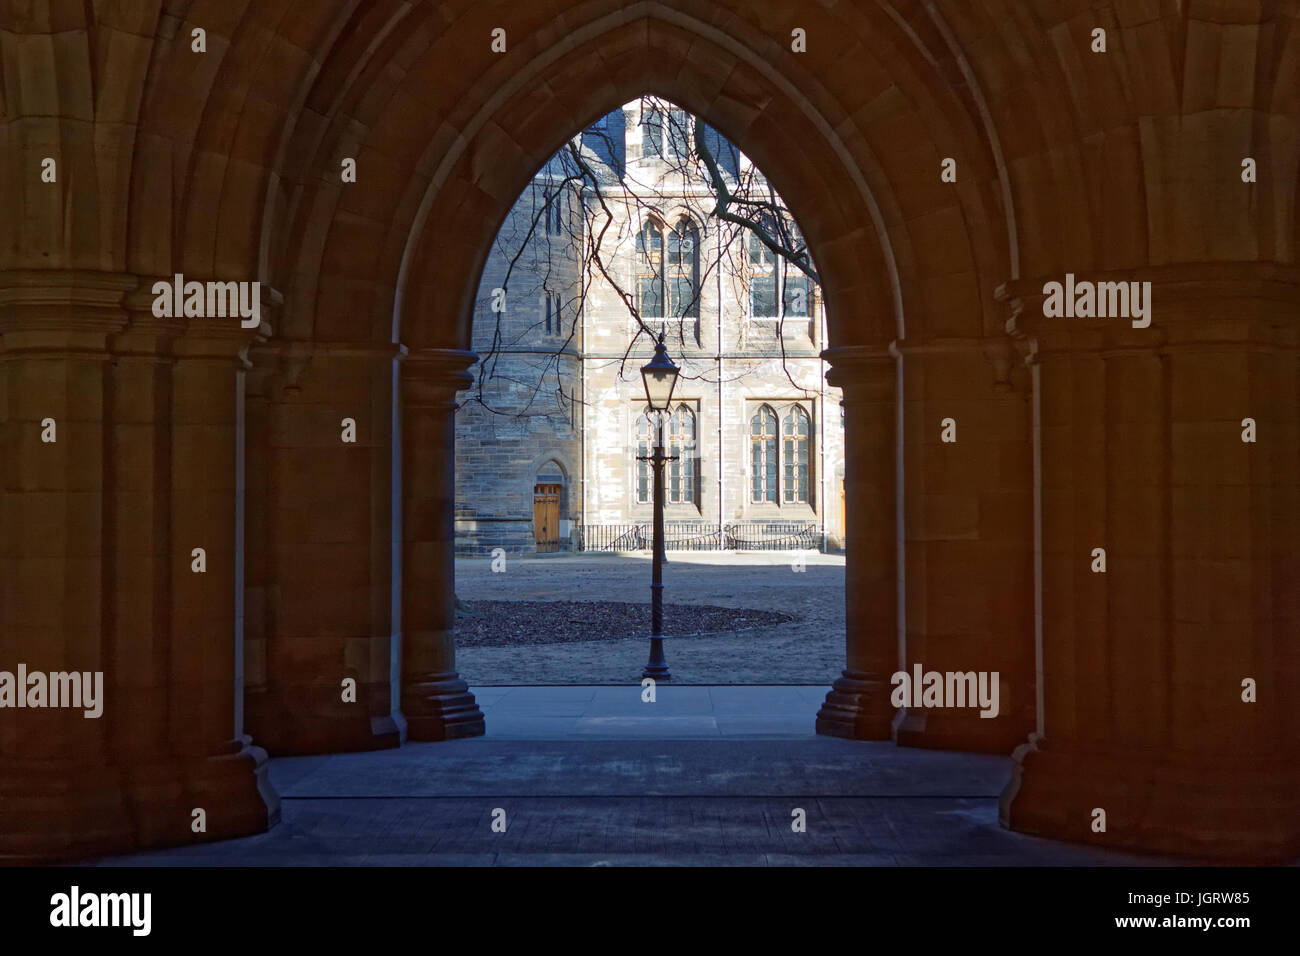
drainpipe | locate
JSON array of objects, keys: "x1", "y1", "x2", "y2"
[
  {"x1": 716, "y1": 217, "x2": 724, "y2": 540},
  {"x1": 819, "y1": 302, "x2": 827, "y2": 553},
  {"x1": 580, "y1": 202, "x2": 588, "y2": 546}
]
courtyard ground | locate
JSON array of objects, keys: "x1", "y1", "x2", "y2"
[
  {"x1": 95, "y1": 684, "x2": 1177, "y2": 866},
  {"x1": 454, "y1": 552, "x2": 844, "y2": 684},
  {"x1": 92, "y1": 555, "x2": 1190, "y2": 866}
]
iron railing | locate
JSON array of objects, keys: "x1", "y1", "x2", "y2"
[{"x1": 577, "y1": 521, "x2": 819, "y2": 552}]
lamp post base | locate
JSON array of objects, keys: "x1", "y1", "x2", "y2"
[{"x1": 642, "y1": 637, "x2": 672, "y2": 680}]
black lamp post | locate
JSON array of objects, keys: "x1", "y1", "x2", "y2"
[{"x1": 639, "y1": 335, "x2": 680, "y2": 680}]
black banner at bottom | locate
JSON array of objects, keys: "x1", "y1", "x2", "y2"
[{"x1": 0, "y1": 865, "x2": 1292, "y2": 943}]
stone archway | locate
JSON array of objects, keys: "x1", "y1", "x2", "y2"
[
  {"x1": 386, "y1": 28, "x2": 918, "y2": 766},
  {"x1": 2, "y1": 1, "x2": 1296, "y2": 863}
]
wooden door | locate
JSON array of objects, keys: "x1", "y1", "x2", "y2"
[{"x1": 533, "y1": 483, "x2": 562, "y2": 552}]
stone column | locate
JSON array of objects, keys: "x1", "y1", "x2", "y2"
[
  {"x1": 244, "y1": 341, "x2": 402, "y2": 754},
  {"x1": 0, "y1": 272, "x2": 277, "y2": 857},
  {"x1": 890, "y1": 338, "x2": 1036, "y2": 754},
  {"x1": 998, "y1": 269, "x2": 1300, "y2": 861},
  {"x1": 816, "y1": 346, "x2": 897, "y2": 740},
  {"x1": 400, "y1": 348, "x2": 484, "y2": 740},
  {"x1": 0, "y1": 270, "x2": 137, "y2": 857},
  {"x1": 123, "y1": 308, "x2": 278, "y2": 848}
]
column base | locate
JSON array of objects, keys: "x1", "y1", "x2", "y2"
[
  {"x1": 0, "y1": 758, "x2": 134, "y2": 861},
  {"x1": 1000, "y1": 736, "x2": 1300, "y2": 862},
  {"x1": 0, "y1": 738, "x2": 279, "y2": 861},
  {"x1": 403, "y1": 672, "x2": 485, "y2": 741},
  {"x1": 815, "y1": 669, "x2": 894, "y2": 740},
  {"x1": 892, "y1": 706, "x2": 1034, "y2": 754},
  {"x1": 246, "y1": 685, "x2": 402, "y2": 756}
]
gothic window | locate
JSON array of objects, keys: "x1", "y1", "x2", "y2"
[
  {"x1": 782, "y1": 263, "x2": 811, "y2": 317},
  {"x1": 635, "y1": 404, "x2": 699, "y2": 507},
  {"x1": 751, "y1": 403, "x2": 813, "y2": 506},
  {"x1": 641, "y1": 105, "x2": 691, "y2": 161},
  {"x1": 668, "y1": 404, "x2": 697, "y2": 505},
  {"x1": 635, "y1": 408, "x2": 652, "y2": 504},
  {"x1": 783, "y1": 406, "x2": 811, "y2": 504},
  {"x1": 544, "y1": 191, "x2": 564, "y2": 234},
  {"x1": 641, "y1": 106, "x2": 664, "y2": 158},
  {"x1": 636, "y1": 219, "x2": 665, "y2": 318},
  {"x1": 667, "y1": 219, "x2": 700, "y2": 318},
  {"x1": 666, "y1": 107, "x2": 690, "y2": 161},
  {"x1": 748, "y1": 216, "x2": 814, "y2": 321},
  {"x1": 544, "y1": 292, "x2": 562, "y2": 336},
  {"x1": 748, "y1": 233, "x2": 778, "y2": 318},
  {"x1": 750, "y1": 404, "x2": 778, "y2": 503}
]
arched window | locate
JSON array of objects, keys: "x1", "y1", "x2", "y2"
[
  {"x1": 750, "y1": 403, "x2": 814, "y2": 506},
  {"x1": 751, "y1": 405, "x2": 778, "y2": 503},
  {"x1": 748, "y1": 232, "x2": 778, "y2": 318},
  {"x1": 640, "y1": 106, "x2": 664, "y2": 158},
  {"x1": 544, "y1": 189, "x2": 564, "y2": 234},
  {"x1": 668, "y1": 405, "x2": 697, "y2": 505},
  {"x1": 667, "y1": 219, "x2": 700, "y2": 318},
  {"x1": 749, "y1": 215, "x2": 814, "y2": 320},
  {"x1": 666, "y1": 107, "x2": 690, "y2": 160},
  {"x1": 783, "y1": 406, "x2": 811, "y2": 504},
  {"x1": 782, "y1": 262, "x2": 811, "y2": 318},
  {"x1": 543, "y1": 292, "x2": 562, "y2": 336},
  {"x1": 636, "y1": 219, "x2": 664, "y2": 318},
  {"x1": 635, "y1": 407, "x2": 653, "y2": 504}
]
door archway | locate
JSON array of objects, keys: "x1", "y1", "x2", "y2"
[{"x1": 533, "y1": 460, "x2": 568, "y2": 553}]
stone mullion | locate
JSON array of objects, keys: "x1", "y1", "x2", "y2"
[
  {"x1": 814, "y1": 347, "x2": 896, "y2": 740},
  {"x1": 400, "y1": 348, "x2": 485, "y2": 741}
]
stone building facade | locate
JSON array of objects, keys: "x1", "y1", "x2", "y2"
[{"x1": 454, "y1": 101, "x2": 845, "y2": 555}]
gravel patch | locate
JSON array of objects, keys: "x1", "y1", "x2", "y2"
[
  {"x1": 454, "y1": 553, "x2": 845, "y2": 684},
  {"x1": 456, "y1": 600, "x2": 796, "y2": 647}
]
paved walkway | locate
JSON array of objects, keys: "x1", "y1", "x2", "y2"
[
  {"x1": 473, "y1": 684, "x2": 828, "y2": 738},
  {"x1": 94, "y1": 686, "x2": 1178, "y2": 867},
  {"x1": 455, "y1": 553, "x2": 845, "y2": 684}
]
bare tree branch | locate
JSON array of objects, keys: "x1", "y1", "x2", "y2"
[{"x1": 467, "y1": 96, "x2": 824, "y2": 415}]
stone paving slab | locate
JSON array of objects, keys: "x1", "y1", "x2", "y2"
[
  {"x1": 476, "y1": 683, "x2": 821, "y2": 736},
  {"x1": 268, "y1": 738, "x2": 1013, "y2": 799},
  {"x1": 95, "y1": 796, "x2": 1169, "y2": 867},
  {"x1": 455, "y1": 554, "x2": 844, "y2": 684},
  {"x1": 87, "y1": 686, "x2": 1187, "y2": 867}
]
